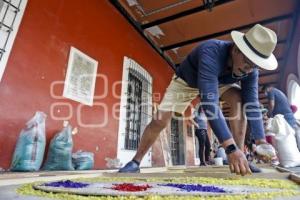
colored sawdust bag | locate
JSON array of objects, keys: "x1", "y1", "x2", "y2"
[
  {"x1": 72, "y1": 150, "x2": 94, "y2": 170},
  {"x1": 268, "y1": 115, "x2": 300, "y2": 168},
  {"x1": 43, "y1": 123, "x2": 74, "y2": 170},
  {"x1": 10, "y1": 111, "x2": 47, "y2": 171}
]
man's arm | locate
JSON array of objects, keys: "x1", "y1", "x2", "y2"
[
  {"x1": 266, "y1": 89, "x2": 275, "y2": 117},
  {"x1": 240, "y1": 69, "x2": 265, "y2": 142},
  {"x1": 198, "y1": 47, "x2": 251, "y2": 176},
  {"x1": 241, "y1": 72, "x2": 277, "y2": 160},
  {"x1": 187, "y1": 118, "x2": 199, "y2": 128},
  {"x1": 198, "y1": 68, "x2": 232, "y2": 142},
  {"x1": 267, "y1": 99, "x2": 275, "y2": 117}
]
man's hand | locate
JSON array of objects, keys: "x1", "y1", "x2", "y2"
[{"x1": 227, "y1": 149, "x2": 252, "y2": 176}]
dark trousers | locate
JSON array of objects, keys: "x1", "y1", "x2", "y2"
[{"x1": 195, "y1": 129, "x2": 211, "y2": 164}]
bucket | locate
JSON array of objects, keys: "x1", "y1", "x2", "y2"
[{"x1": 214, "y1": 157, "x2": 223, "y2": 166}]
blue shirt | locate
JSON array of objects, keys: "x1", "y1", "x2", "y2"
[
  {"x1": 194, "y1": 109, "x2": 207, "y2": 130},
  {"x1": 176, "y1": 39, "x2": 264, "y2": 143},
  {"x1": 267, "y1": 88, "x2": 293, "y2": 116}
]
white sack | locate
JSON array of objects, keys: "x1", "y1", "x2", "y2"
[{"x1": 268, "y1": 115, "x2": 300, "y2": 168}]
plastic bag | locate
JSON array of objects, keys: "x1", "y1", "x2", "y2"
[
  {"x1": 255, "y1": 143, "x2": 276, "y2": 158},
  {"x1": 105, "y1": 157, "x2": 122, "y2": 168},
  {"x1": 72, "y1": 150, "x2": 94, "y2": 170},
  {"x1": 43, "y1": 123, "x2": 74, "y2": 170},
  {"x1": 268, "y1": 115, "x2": 300, "y2": 168},
  {"x1": 10, "y1": 112, "x2": 47, "y2": 171}
]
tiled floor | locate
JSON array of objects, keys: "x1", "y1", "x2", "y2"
[{"x1": 0, "y1": 165, "x2": 299, "y2": 200}]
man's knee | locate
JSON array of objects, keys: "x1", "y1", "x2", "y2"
[
  {"x1": 150, "y1": 118, "x2": 169, "y2": 130},
  {"x1": 150, "y1": 111, "x2": 172, "y2": 130},
  {"x1": 222, "y1": 89, "x2": 244, "y2": 118},
  {"x1": 223, "y1": 88, "x2": 242, "y2": 106}
]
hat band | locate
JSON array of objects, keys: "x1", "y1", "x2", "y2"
[{"x1": 243, "y1": 35, "x2": 269, "y2": 59}]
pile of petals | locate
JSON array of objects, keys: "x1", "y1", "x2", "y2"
[
  {"x1": 111, "y1": 183, "x2": 152, "y2": 192},
  {"x1": 159, "y1": 183, "x2": 226, "y2": 193},
  {"x1": 44, "y1": 180, "x2": 89, "y2": 188}
]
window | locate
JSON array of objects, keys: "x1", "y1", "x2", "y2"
[
  {"x1": 119, "y1": 57, "x2": 152, "y2": 150},
  {"x1": 289, "y1": 80, "x2": 300, "y2": 120},
  {"x1": 124, "y1": 70, "x2": 142, "y2": 149},
  {"x1": 297, "y1": 41, "x2": 300, "y2": 78},
  {"x1": 170, "y1": 117, "x2": 185, "y2": 165},
  {"x1": 0, "y1": 0, "x2": 28, "y2": 81}
]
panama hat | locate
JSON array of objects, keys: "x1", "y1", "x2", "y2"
[{"x1": 231, "y1": 24, "x2": 278, "y2": 70}]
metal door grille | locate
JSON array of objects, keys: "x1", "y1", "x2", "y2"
[
  {"x1": 170, "y1": 118, "x2": 180, "y2": 165},
  {"x1": 124, "y1": 68, "x2": 152, "y2": 150}
]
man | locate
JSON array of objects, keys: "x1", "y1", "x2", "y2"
[
  {"x1": 119, "y1": 24, "x2": 277, "y2": 176},
  {"x1": 193, "y1": 104, "x2": 211, "y2": 166},
  {"x1": 262, "y1": 85, "x2": 297, "y2": 129}
]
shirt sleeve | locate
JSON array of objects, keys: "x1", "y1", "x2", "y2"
[
  {"x1": 197, "y1": 47, "x2": 232, "y2": 143},
  {"x1": 240, "y1": 69, "x2": 265, "y2": 140}
]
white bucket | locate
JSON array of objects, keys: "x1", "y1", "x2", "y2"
[{"x1": 214, "y1": 157, "x2": 223, "y2": 166}]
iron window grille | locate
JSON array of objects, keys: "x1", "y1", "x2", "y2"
[{"x1": 0, "y1": 0, "x2": 27, "y2": 81}]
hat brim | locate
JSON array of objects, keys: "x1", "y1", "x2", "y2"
[{"x1": 231, "y1": 31, "x2": 278, "y2": 70}]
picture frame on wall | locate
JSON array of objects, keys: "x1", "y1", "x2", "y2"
[{"x1": 63, "y1": 47, "x2": 98, "y2": 106}]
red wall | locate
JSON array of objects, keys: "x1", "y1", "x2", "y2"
[{"x1": 0, "y1": 0, "x2": 173, "y2": 169}]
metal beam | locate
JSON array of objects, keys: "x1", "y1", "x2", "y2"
[
  {"x1": 259, "y1": 81, "x2": 278, "y2": 87},
  {"x1": 259, "y1": 70, "x2": 281, "y2": 78},
  {"x1": 141, "y1": 0, "x2": 235, "y2": 29},
  {"x1": 109, "y1": 0, "x2": 175, "y2": 70},
  {"x1": 176, "y1": 56, "x2": 283, "y2": 67},
  {"x1": 161, "y1": 13, "x2": 293, "y2": 51}
]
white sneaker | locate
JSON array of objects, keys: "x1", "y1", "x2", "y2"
[{"x1": 256, "y1": 143, "x2": 276, "y2": 158}]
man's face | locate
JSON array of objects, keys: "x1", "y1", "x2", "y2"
[{"x1": 232, "y1": 46, "x2": 257, "y2": 78}]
